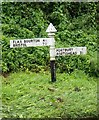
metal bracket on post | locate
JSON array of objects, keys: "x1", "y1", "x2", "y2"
[{"x1": 46, "y1": 23, "x2": 57, "y2": 82}]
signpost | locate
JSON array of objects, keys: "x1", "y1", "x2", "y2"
[{"x1": 10, "y1": 23, "x2": 87, "y2": 82}]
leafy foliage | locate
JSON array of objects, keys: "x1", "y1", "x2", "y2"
[{"x1": 2, "y1": 2, "x2": 98, "y2": 77}]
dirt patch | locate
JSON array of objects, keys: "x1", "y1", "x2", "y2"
[{"x1": 1, "y1": 72, "x2": 10, "y2": 78}]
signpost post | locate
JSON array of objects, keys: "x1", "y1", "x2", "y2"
[
  {"x1": 10, "y1": 23, "x2": 87, "y2": 82},
  {"x1": 46, "y1": 23, "x2": 57, "y2": 82}
]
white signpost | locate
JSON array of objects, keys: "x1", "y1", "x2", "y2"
[{"x1": 10, "y1": 23, "x2": 87, "y2": 82}]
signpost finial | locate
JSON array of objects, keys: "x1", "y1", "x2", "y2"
[{"x1": 46, "y1": 23, "x2": 57, "y2": 33}]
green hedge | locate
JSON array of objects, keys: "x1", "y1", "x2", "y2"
[{"x1": 2, "y1": 2, "x2": 98, "y2": 77}]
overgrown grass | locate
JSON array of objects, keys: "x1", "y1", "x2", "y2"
[{"x1": 1, "y1": 70, "x2": 97, "y2": 118}]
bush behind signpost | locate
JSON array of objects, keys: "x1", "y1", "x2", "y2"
[{"x1": 2, "y1": 2, "x2": 98, "y2": 77}]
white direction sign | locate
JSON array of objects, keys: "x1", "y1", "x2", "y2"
[
  {"x1": 55, "y1": 47, "x2": 87, "y2": 56},
  {"x1": 10, "y1": 38, "x2": 54, "y2": 48}
]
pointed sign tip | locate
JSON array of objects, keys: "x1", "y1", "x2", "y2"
[{"x1": 46, "y1": 23, "x2": 57, "y2": 33}]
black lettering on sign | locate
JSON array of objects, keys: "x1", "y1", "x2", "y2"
[
  {"x1": 56, "y1": 50, "x2": 59, "y2": 56},
  {"x1": 57, "y1": 49, "x2": 60, "y2": 56},
  {"x1": 56, "y1": 52, "x2": 58, "y2": 55},
  {"x1": 17, "y1": 40, "x2": 22, "y2": 44},
  {"x1": 63, "y1": 49, "x2": 66, "y2": 55},
  {"x1": 65, "y1": 49, "x2": 68, "y2": 52},
  {"x1": 17, "y1": 41, "x2": 19, "y2": 43},
  {"x1": 43, "y1": 39, "x2": 47, "y2": 45},
  {"x1": 67, "y1": 48, "x2": 70, "y2": 51},
  {"x1": 24, "y1": 40, "x2": 26, "y2": 43},
  {"x1": 13, "y1": 40, "x2": 24, "y2": 45},
  {"x1": 62, "y1": 49, "x2": 65, "y2": 54},
  {"x1": 13, "y1": 44, "x2": 16, "y2": 47},
  {"x1": 61, "y1": 49, "x2": 62, "y2": 52},
  {"x1": 58, "y1": 49, "x2": 60, "y2": 55},
  {"x1": 73, "y1": 52, "x2": 77, "y2": 55},
  {"x1": 36, "y1": 39, "x2": 40, "y2": 42},
  {"x1": 17, "y1": 44, "x2": 20, "y2": 46},
  {"x1": 56, "y1": 49, "x2": 59, "y2": 52},
  {"x1": 20, "y1": 43, "x2": 23, "y2": 46},
  {"x1": 31, "y1": 40, "x2": 33, "y2": 42},
  {"x1": 13, "y1": 41, "x2": 16, "y2": 44},
  {"x1": 23, "y1": 44, "x2": 27, "y2": 47},
  {"x1": 80, "y1": 51, "x2": 83, "y2": 54},
  {"x1": 60, "y1": 49, "x2": 62, "y2": 55},
  {"x1": 24, "y1": 40, "x2": 32, "y2": 43},
  {"x1": 69, "y1": 52, "x2": 72, "y2": 54},
  {"x1": 13, "y1": 43, "x2": 26, "y2": 47}
]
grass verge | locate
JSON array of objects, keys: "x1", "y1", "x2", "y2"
[{"x1": 1, "y1": 70, "x2": 98, "y2": 119}]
